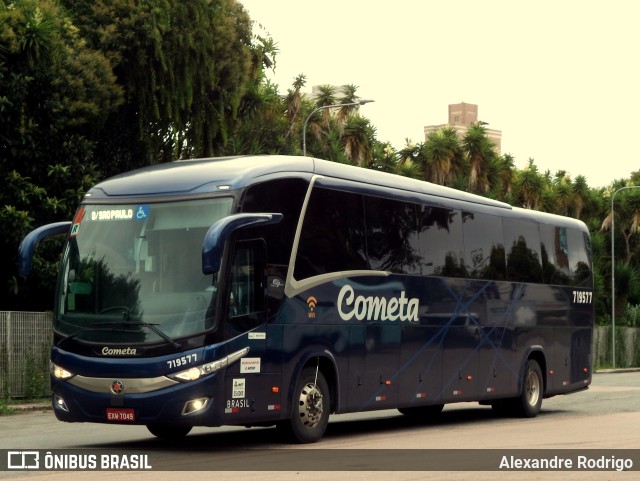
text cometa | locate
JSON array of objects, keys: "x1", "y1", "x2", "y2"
[{"x1": 337, "y1": 284, "x2": 419, "y2": 322}]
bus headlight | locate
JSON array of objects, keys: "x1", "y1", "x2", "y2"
[
  {"x1": 167, "y1": 347, "x2": 249, "y2": 383},
  {"x1": 50, "y1": 362, "x2": 74, "y2": 380}
]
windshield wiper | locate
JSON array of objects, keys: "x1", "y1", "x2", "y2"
[
  {"x1": 114, "y1": 321, "x2": 182, "y2": 349},
  {"x1": 57, "y1": 320, "x2": 182, "y2": 349}
]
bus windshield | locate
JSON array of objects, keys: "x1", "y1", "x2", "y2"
[{"x1": 55, "y1": 197, "x2": 234, "y2": 345}]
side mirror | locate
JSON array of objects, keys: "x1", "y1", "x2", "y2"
[
  {"x1": 202, "y1": 213, "x2": 282, "y2": 274},
  {"x1": 18, "y1": 221, "x2": 72, "y2": 277}
]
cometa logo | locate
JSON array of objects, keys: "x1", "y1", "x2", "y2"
[
  {"x1": 306, "y1": 296, "x2": 317, "y2": 319},
  {"x1": 337, "y1": 284, "x2": 420, "y2": 322}
]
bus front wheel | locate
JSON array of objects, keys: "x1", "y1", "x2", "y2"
[{"x1": 279, "y1": 366, "x2": 330, "y2": 444}]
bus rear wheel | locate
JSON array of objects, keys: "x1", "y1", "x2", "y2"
[
  {"x1": 516, "y1": 359, "x2": 543, "y2": 417},
  {"x1": 279, "y1": 366, "x2": 330, "y2": 444},
  {"x1": 146, "y1": 424, "x2": 192, "y2": 439},
  {"x1": 493, "y1": 359, "x2": 543, "y2": 418}
]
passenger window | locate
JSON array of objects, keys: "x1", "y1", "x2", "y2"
[
  {"x1": 503, "y1": 218, "x2": 542, "y2": 283},
  {"x1": 539, "y1": 224, "x2": 570, "y2": 285},
  {"x1": 567, "y1": 229, "x2": 592, "y2": 286},
  {"x1": 294, "y1": 188, "x2": 367, "y2": 279},
  {"x1": 462, "y1": 211, "x2": 505, "y2": 280},
  {"x1": 418, "y1": 206, "x2": 465, "y2": 277},
  {"x1": 365, "y1": 196, "x2": 420, "y2": 274}
]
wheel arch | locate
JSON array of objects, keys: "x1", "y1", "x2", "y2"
[{"x1": 288, "y1": 348, "x2": 340, "y2": 414}]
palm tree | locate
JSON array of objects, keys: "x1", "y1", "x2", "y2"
[
  {"x1": 553, "y1": 172, "x2": 573, "y2": 216},
  {"x1": 493, "y1": 153, "x2": 516, "y2": 202},
  {"x1": 601, "y1": 184, "x2": 640, "y2": 263},
  {"x1": 572, "y1": 175, "x2": 590, "y2": 220},
  {"x1": 336, "y1": 84, "x2": 360, "y2": 125},
  {"x1": 313, "y1": 84, "x2": 337, "y2": 126},
  {"x1": 342, "y1": 115, "x2": 375, "y2": 167},
  {"x1": 284, "y1": 74, "x2": 307, "y2": 140},
  {"x1": 424, "y1": 127, "x2": 463, "y2": 185},
  {"x1": 462, "y1": 122, "x2": 497, "y2": 193},
  {"x1": 515, "y1": 159, "x2": 544, "y2": 209}
]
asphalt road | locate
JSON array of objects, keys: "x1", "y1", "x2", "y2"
[{"x1": 2, "y1": 371, "x2": 640, "y2": 480}]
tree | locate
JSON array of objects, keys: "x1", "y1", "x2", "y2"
[
  {"x1": 462, "y1": 122, "x2": 498, "y2": 193},
  {"x1": 493, "y1": 153, "x2": 516, "y2": 201},
  {"x1": 284, "y1": 74, "x2": 307, "y2": 142},
  {"x1": 342, "y1": 115, "x2": 375, "y2": 167},
  {"x1": 424, "y1": 127, "x2": 464, "y2": 185},
  {"x1": 61, "y1": 0, "x2": 255, "y2": 175},
  {"x1": 601, "y1": 184, "x2": 640, "y2": 264},
  {"x1": 514, "y1": 159, "x2": 545, "y2": 209},
  {"x1": 572, "y1": 175, "x2": 590, "y2": 220},
  {"x1": 0, "y1": 0, "x2": 122, "y2": 309}
]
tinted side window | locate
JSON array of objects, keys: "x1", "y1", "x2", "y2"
[
  {"x1": 539, "y1": 224, "x2": 570, "y2": 285},
  {"x1": 503, "y1": 219, "x2": 542, "y2": 283},
  {"x1": 462, "y1": 212, "x2": 505, "y2": 280},
  {"x1": 567, "y1": 229, "x2": 592, "y2": 286},
  {"x1": 365, "y1": 196, "x2": 420, "y2": 274},
  {"x1": 241, "y1": 178, "x2": 308, "y2": 265},
  {"x1": 294, "y1": 188, "x2": 367, "y2": 279},
  {"x1": 418, "y1": 206, "x2": 465, "y2": 277}
]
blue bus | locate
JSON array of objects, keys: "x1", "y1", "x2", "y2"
[{"x1": 19, "y1": 155, "x2": 593, "y2": 443}]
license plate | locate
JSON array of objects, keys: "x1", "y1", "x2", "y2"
[{"x1": 106, "y1": 408, "x2": 135, "y2": 422}]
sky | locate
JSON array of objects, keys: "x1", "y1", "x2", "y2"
[{"x1": 239, "y1": 0, "x2": 640, "y2": 188}]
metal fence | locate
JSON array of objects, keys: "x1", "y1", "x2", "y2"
[{"x1": 0, "y1": 311, "x2": 52, "y2": 399}]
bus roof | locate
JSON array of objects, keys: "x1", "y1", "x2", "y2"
[
  {"x1": 88, "y1": 155, "x2": 507, "y2": 207},
  {"x1": 85, "y1": 155, "x2": 587, "y2": 230}
]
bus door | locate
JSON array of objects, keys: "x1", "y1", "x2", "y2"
[
  {"x1": 347, "y1": 324, "x2": 401, "y2": 411},
  {"x1": 222, "y1": 239, "x2": 282, "y2": 422}
]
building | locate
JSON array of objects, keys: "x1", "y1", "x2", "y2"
[{"x1": 423, "y1": 102, "x2": 502, "y2": 153}]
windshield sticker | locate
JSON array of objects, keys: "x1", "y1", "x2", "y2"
[
  {"x1": 89, "y1": 205, "x2": 149, "y2": 222},
  {"x1": 91, "y1": 209, "x2": 134, "y2": 221},
  {"x1": 135, "y1": 205, "x2": 150, "y2": 221},
  {"x1": 70, "y1": 207, "x2": 85, "y2": 237}
]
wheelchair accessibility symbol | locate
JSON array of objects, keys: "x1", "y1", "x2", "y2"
[{"x1": 135, "y1": 205, "x2": 150, "y2": 221}]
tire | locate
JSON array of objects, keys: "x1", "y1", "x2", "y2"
[
  {"x1": 279, "y1": 366, "x2": 330, "y2": 444},
  {"x1": 398, "y1": 404, "x2": 444, "y2": 418},
  {"x1": 146, "y1": 424, "x2": 192, "y2": 439},
  {"x1": 492, "y1": 359, "x2": 544, "y2": 418},
  {"x1": 513, "y1": 359, "x2": 544, "y2": 417}
]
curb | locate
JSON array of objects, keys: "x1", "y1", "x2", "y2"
[
  {"x1": 7, "y1": 403, "x2": 52, "y2": 413},
  {"x1": 594, "y1": 368, "x2": 640, "y2": 374}
]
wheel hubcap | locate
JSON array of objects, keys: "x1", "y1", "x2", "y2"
[
  {"x1": 525, "y1": 370, "x2": 540, "y2": 407},
  {"x1": 298, "y1": 382, "x2": 323, "y2": 428}
]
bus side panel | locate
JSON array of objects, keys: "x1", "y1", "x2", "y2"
[
  {"x1": 345, "y1": 324, "x2": 401, "y2": 411},
  {"x1": 221, "y1": 324, "x2": 284, "y2": 425},
  {"x1": 477, "y1": 324, "x2": 517, "y2": 400},
  {"x1": 398, "y1": 325, "x2": 443, "y2": 408},
  {"x1": 441, "y1": 322, "x2": 481, "y2": 402}
]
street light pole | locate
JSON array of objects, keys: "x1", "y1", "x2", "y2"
[
  {"x1": 302, "y1": 99, "x2": 374, "y2": 157},
  {"x1": 611, "y1": 185, "x2": 640, "y2": 369}
]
